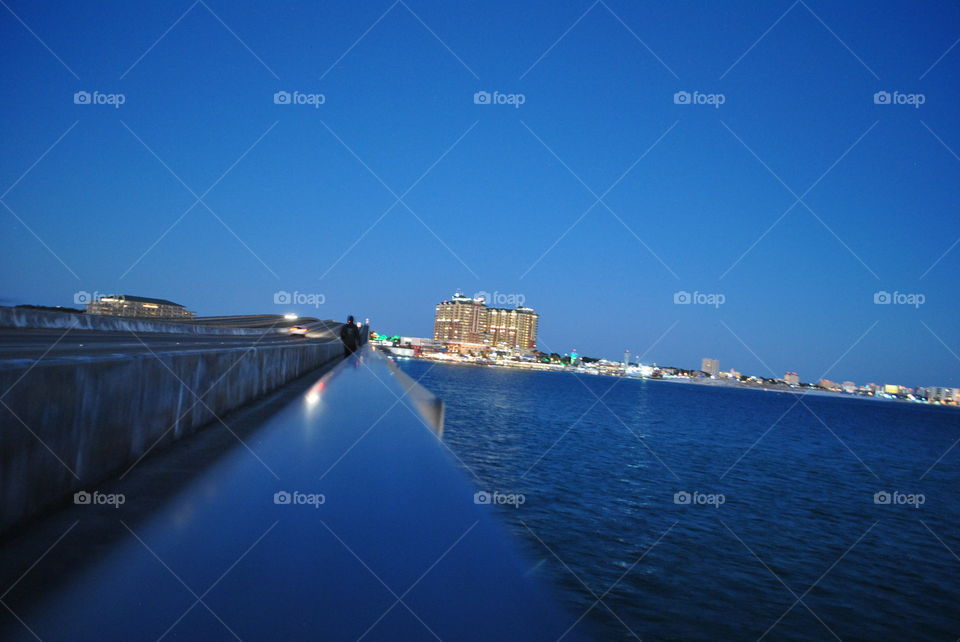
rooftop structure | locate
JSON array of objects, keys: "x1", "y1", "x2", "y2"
[{"x1": 86, "y1": 294, "x2": 193, "y2": 319}]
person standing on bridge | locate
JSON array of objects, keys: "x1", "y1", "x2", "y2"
[{"x1": 340, "y1": 315, "x2": 360, "y2": 357}]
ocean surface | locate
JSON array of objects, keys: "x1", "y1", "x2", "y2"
[{"x1": 394, "y1": 359, "x2": 960, "y2": 641}]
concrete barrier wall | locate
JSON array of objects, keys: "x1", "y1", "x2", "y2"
[{"x1": 0, "y1": 339, "x2": 345, "y2": 532}]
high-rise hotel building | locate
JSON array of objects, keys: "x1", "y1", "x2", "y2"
[
  {"x1": 433, "y1": 293, "x2": 538, "y2": 350},
  {"x1": 433, "y1": 293, "x2": 488, "y2": 345},
  {"x1": 486, "y1": 306, "x2": 538, "y2": 350}
]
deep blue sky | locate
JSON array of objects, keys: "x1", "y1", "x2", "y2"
[{"x1": 1, "y1": 1, "x2": 959, "y2": 386}]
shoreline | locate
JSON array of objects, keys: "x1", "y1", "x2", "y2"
[{"x1": 387, "y1": 352, "x2": 957, "y2": 410}]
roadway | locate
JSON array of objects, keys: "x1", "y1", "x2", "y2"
[{"x1": 0, "y1": 319, "x2": 344, "y2": 361}]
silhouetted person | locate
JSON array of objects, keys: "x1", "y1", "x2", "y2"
[{"x1": 340, "y1": 315, "x2": 360, "y2": 357}]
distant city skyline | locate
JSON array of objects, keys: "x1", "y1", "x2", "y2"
[{"x1": 2, "y1": 1, "x2": 958, "y2": 385}]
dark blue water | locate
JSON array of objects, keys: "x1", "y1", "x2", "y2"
[{"x1": 396, "y1": 359, "x2": 960, "y2": 641}]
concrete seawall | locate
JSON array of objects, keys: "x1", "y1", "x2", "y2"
[{"x1": 0, "y1": 338, "x2": 349, "y2": 532}]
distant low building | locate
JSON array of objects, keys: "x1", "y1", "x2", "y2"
[
  {"x1": 819, "y1": 378, "x2": 841, "y2": 391},
  {"x1": 924, "y1": 387, "x2": 957, "y2": 403},
  {"x1": 400, "y1": 336, "x2": 441, "y2": 349},
  {"x1": 86, "y1": 295, "x2": 192, "y2": 319},
  {"x1": 783, "y1": 372, "x2": 800, "y2": 386},
  {"x1": 842, "y1": 381, "x2": 857, "y2": 393}
]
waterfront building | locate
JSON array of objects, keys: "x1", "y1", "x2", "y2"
[
  {"x1": 86, "y1": 294, "x2": 192, "y2": 319},
  {"x1": 701, "y1": 358, "x2": 720, "y2": 376},
  {"x1": 400, "y1": 336, "x2": 441, "y2": 349},
  {"x1": 433, "y1": 293, "x2": 538, "y2": 350},
  {"x1": 636, "y1": 364, "x2": 655, "y2": 377},
  {"x1": 433, "y1": 293, "x2": 488, "y2": 345},
  {"x1": 924, "y1": 387, "x2": 958, "y2": 403},
  {"x1": 819, "y1": 378, "x2": 841, "y2": 391},
  {"x1": 486, "y1": 306, "x2": 538, "y2": 350},
  {"x1": 783, "y1": 372, "x2": 800, "y2": 386},
  {"x1": 842, "y1": 381, "x2": 857, "y2": 393}
]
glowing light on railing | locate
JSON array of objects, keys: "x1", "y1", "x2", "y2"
[{"x1": 306, "y1": 380, "x2": 325, "y2": 406}]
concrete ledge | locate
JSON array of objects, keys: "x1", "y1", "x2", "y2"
[
  {"x1": 0, "y1": 339, "x2": 343, "y2": 532},
  {"x1": 0, "y1": 346, "x2": 580, "y2": 641}
]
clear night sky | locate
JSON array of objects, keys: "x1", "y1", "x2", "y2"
[{"x1": 1, "y1": 1, "x2": 958, "y2": 386}]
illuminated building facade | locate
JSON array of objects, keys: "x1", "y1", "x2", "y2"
[
  {"x1": 486, "y1": 307, "x2": 538, "y2": 350},
  {"x1": 86, "y1": 295, "x2": 193, "y2": 319},
  {"x1": 433, "y1": 293, "x2": 538, "y2": 350},
  {"x1": 820, "y1": 379, "x2": 841, "y2": 391},
  {"x1": 433, "y1": 293, "x2": 488, "y2": 345}
]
